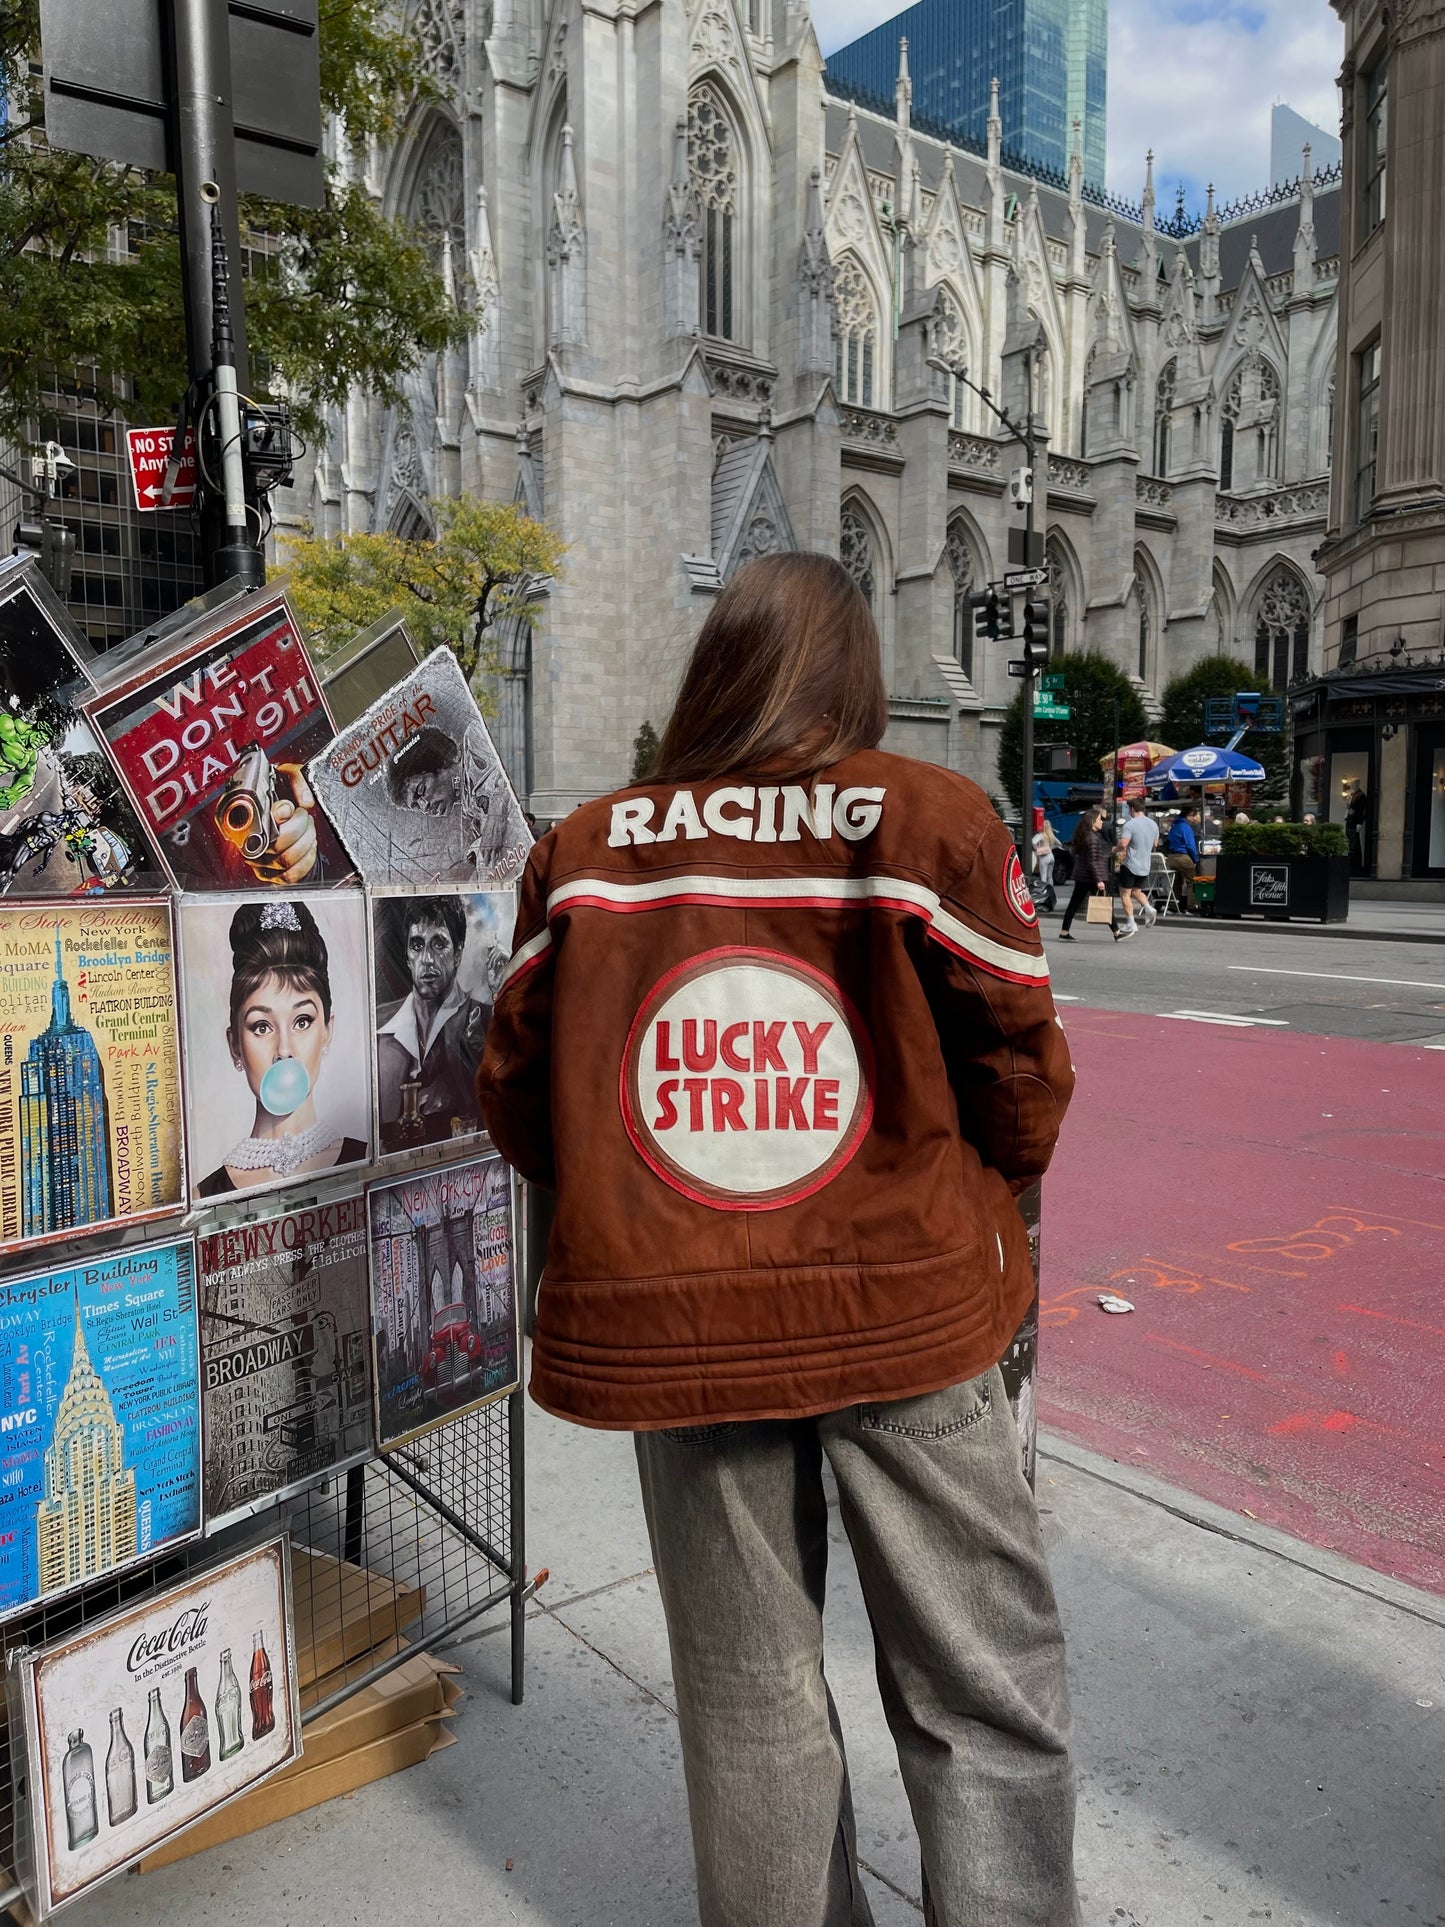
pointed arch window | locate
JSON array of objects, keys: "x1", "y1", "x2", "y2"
[
  {"x1": 1046, "y1": 541, "x2": 1070, "y2": 657},
  {"x1": 945, "y1": 518, "x2": 974, "y2": 677},
  {"x1": 1154, "y1": 358, "x2": 1176, "y2": 478},
  {"x1": 840, "y1": 502, "x2": 875, "y2": 609},
  {"x1": 1220, "y1": 366, "x2": 1241, "y2": 491},
  {"x1": 935, "y1": 290, "x2": 971, "y2": 430},
  {"x1": 834, "y1": 256, "x2": 878, "y2": 407},
  {"x1": 1254, "y1": 568, "x2": 1310, "y2": 688},
  {"x1": 1133, "y1": 567, "x2": 1151, "y2": 683},
  {"x1": 688, "y1": 86, "x2": 739, "y2": 342}
]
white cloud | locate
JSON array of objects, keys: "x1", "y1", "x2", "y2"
[{"x1": 810, "y1": 0, "x2": 1342, "y2": 205}]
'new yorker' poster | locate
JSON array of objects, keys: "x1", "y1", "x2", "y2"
[
  {"x1": 0, "y1": 1235, "x2": 202, "y2": 1624},
  {"x1": 0, "y1": 898, "x2": 184, "y2": 1255}
]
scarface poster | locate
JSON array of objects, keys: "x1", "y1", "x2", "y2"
[
  {"x1": 177, "y1": 891, "x2": 373, "y2": 1206},
  {"x1": 199, "y1": 1195, "x2": 373, "y2": 1531},
  {"x1": 83, "y1": 584, "x2": 351, "y2": 891},
  {"x1": 0, "y1": 555, "x2": 156, "y2": 895},
  {"x1": 307, "y1": 648, "x2": 531, "y2": 889},
  {"x1": 370, "y1": 887, "x2": 514, "y2": 1157},
  {"x1": 367, "y1": 1153, "x2": 518, "y2": 1450}
]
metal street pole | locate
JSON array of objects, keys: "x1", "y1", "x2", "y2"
[
  {"x1": 165, "y1": 0, "x2": 263, "y2": 589},
  {"x1": 1018, "y1": 345, "x2": 1037, "y2": 878}
]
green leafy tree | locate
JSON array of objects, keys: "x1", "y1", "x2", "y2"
[
  {"x1": 630, "y1": 720, "x2": 660, "y2": 783},
  {"x1": 0, "y1": 0, "x2": 464, "y2": 447},
  {"x1": 1158, "y1": 655, "x2": 1290, "y2": 800},
  {"x1": 283, "y1": 497, "x2": 566, "y2": 692},
  {"x1": 997, "y1": 651, "x2": 1148, "y2": 813}
]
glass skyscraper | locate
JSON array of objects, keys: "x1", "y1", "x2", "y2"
[{"x1": 826, "y1": 0, "x2": 1108, "y2": 191}]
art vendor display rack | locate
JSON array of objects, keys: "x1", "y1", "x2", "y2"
[{"x1": 0, "y1": 563, "x2": 535, "y2": 1915}]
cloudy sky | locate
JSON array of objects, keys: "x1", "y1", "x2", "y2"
[{"x1": 811, "y1": 0, "x2": 1343, "y2": 208}]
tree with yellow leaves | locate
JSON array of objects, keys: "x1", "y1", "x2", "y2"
[{"x1": 283, "y1": 496, "x2": 565, "y2": 687}]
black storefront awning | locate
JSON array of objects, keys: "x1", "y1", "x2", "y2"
[{"x1": 1291, "y1": 664, "x2": 1445, "y2": 716}]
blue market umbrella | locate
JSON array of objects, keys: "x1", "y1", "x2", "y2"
[{"x1": 1145, "y1": 745, "x2": 1267, "y2": 789}]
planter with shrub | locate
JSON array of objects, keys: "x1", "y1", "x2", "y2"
[{"x1": 1214, "y1": 821, "x2": 1350, "y2": 922}]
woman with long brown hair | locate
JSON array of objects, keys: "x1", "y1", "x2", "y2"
[{"x1": 479, "y1": 552, "x2": 1080, "y2": 1927}]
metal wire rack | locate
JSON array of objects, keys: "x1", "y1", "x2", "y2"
[{"x1": 0, "y1": 1390, "x2": 526, "y2": 1912}]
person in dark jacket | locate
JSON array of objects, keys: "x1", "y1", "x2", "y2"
[
  {"x1": 479, "y1": 553, "x2": 1081, "y2": 1927},
  {"x1": 1056, "y1": 805, "x2": 1115, "y2": 939}
]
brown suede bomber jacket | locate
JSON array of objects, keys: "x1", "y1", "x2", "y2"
[{"x1": 476, "y1": 748, "x2": 1075, "y2": 1431}]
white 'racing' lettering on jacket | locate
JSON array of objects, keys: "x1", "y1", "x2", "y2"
[{"x1": 608, "y1": 784, "x2": 886, "y2": 847}]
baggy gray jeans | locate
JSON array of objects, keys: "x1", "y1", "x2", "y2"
[{"x1": 634, "y1": 1369, "x2": 1081, "y2": 1927}]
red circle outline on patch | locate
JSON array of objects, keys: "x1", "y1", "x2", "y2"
[
  {"x1": 1003, "y1": 844, "x2": 1038, "y2": 927},
  {"x1": 618, "y1": 945, "x2": 875, "y2": 1213}
]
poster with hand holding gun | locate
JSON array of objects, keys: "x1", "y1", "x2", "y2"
[{"x1": 82, "y1": 584, "x2": 353, "y2": 892}]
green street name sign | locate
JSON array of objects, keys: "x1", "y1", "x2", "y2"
[
  {"x1": 1039, "y1": 673, "x2": 1066, "y2": 692},
  {"x1": 1033, "y1": 701, "x2": 1071, "y2": 720}
]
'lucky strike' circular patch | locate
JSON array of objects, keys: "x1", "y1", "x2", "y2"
[
  {"x1": 1004, "y1": 844, "x2": 1038, "y2": 926},
  {"x1": 620, "y1": 946, "x2": 874, "y2": 1211}
]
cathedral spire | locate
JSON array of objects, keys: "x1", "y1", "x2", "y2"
[
  {"x1": 1199, "y1": 181, "x2": 1220, "y2": 323},
  {"x1": 1138, "y1": 149, "x2": 1158, "y2": 290},
  {"x1": 895, "y1": 35, "x2": 911, "y2": 131},
  {"x1": 1293, "y1": 144, "x2": 1318, "y2": 297}
]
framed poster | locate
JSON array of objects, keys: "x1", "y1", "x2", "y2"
[
  {"x1": 199, "y1": 1194, "x2": 373, "y2": 1531},
  {"x1": 81, "y1": 582, "x2": 352, "y2": 892},
  {"x1": 370, "y1": 886, "x2": 514, "y2": 1157},
  {"x1": 7, "y1": 1535, "x2": 300, "y2": 1917},
  {"x1": 176, "y1": 890, "x2": 373, "y2": 1205},
  {"x1": 0, "y1": 1236, "x2": 201, "y2": 1625},
  {"x1": 0, "y1": 897, "x2": 184, "y2": 1253},
  {"x1": 0, "y1": 554, "x2": 157, "y2": 896},
  {"x1": 367, "y1": 1153, "x2": 519, "y2": 1451},
  {"x1": 307, "y1": 647, "x2": 531, "y2": 889}
]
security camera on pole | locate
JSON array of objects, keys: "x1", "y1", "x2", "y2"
[{"x1": 928, "y1": 333, "x2": 1049, "y2": 872}]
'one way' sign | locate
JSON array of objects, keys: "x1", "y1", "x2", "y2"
[{"x1": 125, "y1": 427, "x2": 198, "y2": 512}]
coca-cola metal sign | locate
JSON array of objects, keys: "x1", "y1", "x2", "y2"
[{"x1": 6, "y1": 1536, "x2": 299, "y2": 1918}]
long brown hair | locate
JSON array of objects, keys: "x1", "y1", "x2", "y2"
[{"x1": 651, "y1": 552, "x2": 888, "y2": 783}]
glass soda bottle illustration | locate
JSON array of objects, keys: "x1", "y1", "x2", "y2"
[
  {"x1": 215, "y1": 1649, "x2": 244, "y2": 1760},
  {"x1": 105, "y1": 1708, "x2": 137, "y2": 1825},
  {"x1": 144, "y1": 1687, "x2": 173, "y2": 1803},
  {"x1": 179, "y1": 1666, "x2": 211, "y2": 1781},
  {"x1": 62, "y1": 1730, "x2": 98, "y2": 1850},
  {"x1": 249, "y1": 1629, "x2": 275, "y2": 1739}
]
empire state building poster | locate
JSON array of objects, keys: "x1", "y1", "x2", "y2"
[{"x1": 0, "y1": 900, "x2": 183, "y2": 1253}]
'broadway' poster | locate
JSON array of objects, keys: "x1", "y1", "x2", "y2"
[
  {"x1": 368, "y1": 1152, "x2": 518, "y2": 1450},
  {"x1": 199, "y1": 1195, "x2": 373, "y2": 1531},
  {"x1": 83, "y1": 584, "x2": 351, "y2": 891},
  {"x1": 0, "y1": 1236, "x2": 202, "y2": 1624},
  {"x1": 0, "y1": 899, "x2": 184, "y2": 1255},
  {"x1": 308, "y1": 648, "x2": 531, "y2": 889}
]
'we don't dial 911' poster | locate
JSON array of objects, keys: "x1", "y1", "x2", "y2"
[{"x1": 0, "y1": 1237, "x2": 202, "y2": 1623}]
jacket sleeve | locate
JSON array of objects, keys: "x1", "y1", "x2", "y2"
[
  {"x1": 476, "y1": 842, "x2": 557, "y2": 1188},
  {"x1": 920, "y1": 817, "x2": 1075, "y2": 1192}
]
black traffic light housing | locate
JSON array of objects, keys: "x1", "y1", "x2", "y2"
[
  {"x1": 972, "y1": 588, "x2": 1009, "y2": 642},
  {"x1": 1021, "y1": 595, "x2": 1049, "y2": 653}
]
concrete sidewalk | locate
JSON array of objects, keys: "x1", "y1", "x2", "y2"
[
  {"x1": 78, "y1": 1399, "x2": 1445, "y2": 1927},
  {"x1": 1040, "y1": 896, "x2": 1445, "y2": 944}
]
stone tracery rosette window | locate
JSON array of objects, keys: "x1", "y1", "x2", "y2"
[
  {"x1": 839, "y1": 502, "x2": 875, "y2": 609},
  {"x1": 833, "y1": 256, "x2": 878, "y2": 408},
  {"x1": 1254, "y1": 567, "x2": 1310, "y2": 688},
  {"x1": 688, "y1": 85, "x2": 740, "y2": 342}
]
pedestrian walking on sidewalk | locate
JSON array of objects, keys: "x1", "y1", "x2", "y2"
[
  {"x1": 1057, "y1": 804, "x2": 1114, "y2": 940},
  {"x1": 1114, "y1": 797, "x2": 1159, "y2": 940},
  {"x1": 479, "y1": 552, "x2": 1082, "y2": 1927},
  {"x1": 1032, "y1": 810, "x2": 1059, "y2": 913}
]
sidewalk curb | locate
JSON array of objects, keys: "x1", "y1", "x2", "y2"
[
  {"x1": 1153, "y1": 918, "x2": 1445, "y2": 947},
  {"x1": 1039, "y1": 1431, "x2": 1445, "y2": 1632}
]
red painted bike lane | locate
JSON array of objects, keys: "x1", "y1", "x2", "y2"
[{"x1": 1040, "y1": 1008, "x2": 1445, "y2": 1594}]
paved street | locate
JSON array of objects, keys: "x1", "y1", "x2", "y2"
[{"x1": 1042, "y1": 915, "x2": 1445, "y2": 1594}]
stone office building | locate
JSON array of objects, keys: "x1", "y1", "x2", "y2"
[
  {"x1": 1304, "y1": 0, "x2": 1445, "y2": 889},
  {"x1": 280, "y1": 0, "x2": 1344, "y2": 824}
]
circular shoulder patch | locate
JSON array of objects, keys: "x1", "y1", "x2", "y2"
[
  {"x1": 1003, "y1": 844, "x2": 1038, "y2": 926},
  {"x1": 619, "y1": 946, "x2": 874, "y2": 1212}
]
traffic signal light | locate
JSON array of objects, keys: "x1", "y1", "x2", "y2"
[
  {"x1": 1022, "y1": 594, "x2": 1049, "y2": 653},
  {"x1": 972, "y1": 588, "x2": 1002, "y2": 642}
]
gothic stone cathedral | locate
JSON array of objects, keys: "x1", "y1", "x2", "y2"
[{"x1": 279, "y1": 0, "x2": 1341, "y2": 817}]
